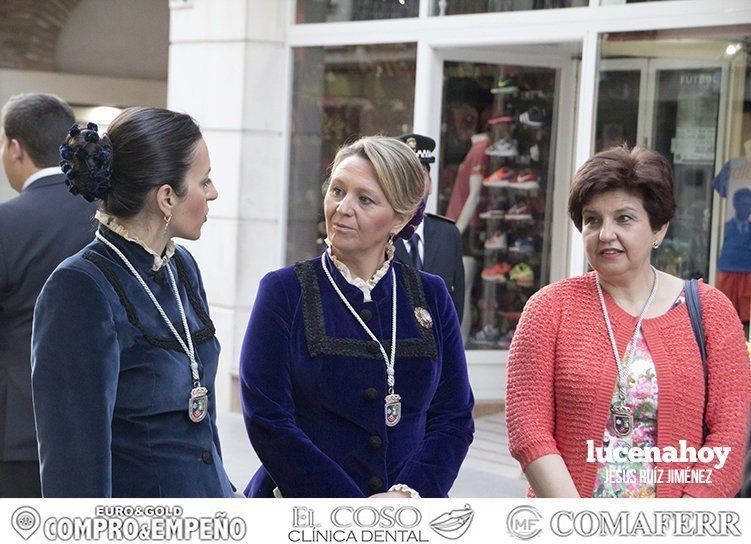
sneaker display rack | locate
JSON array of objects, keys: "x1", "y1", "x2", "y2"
[{"x1": 438, "y1": 62, "x2": 557, "y2": 351}]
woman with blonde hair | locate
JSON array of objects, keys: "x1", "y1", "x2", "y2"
[{"x1": 240, "y1": 136, "x2": 474, "y2": 498}]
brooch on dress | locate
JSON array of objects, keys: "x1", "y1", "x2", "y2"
[{"x1": 414, "y1": 307, "x2": 433, "y2": 329}]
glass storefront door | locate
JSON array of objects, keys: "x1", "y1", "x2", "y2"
[
  {"x1": 650, "y1": 63, "x2": 725, "y2": 280},
  {"x1": 597, "y1": 58, "x2": 728, "y2": 281},
  {"x1": 435, "y1": 46, "x2": 578, "y2": 351},
  {"x1": 596, "y1": 26, "x2": 751, "y2": 327}
]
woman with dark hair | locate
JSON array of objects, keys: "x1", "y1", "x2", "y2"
[
  {"x1": 506, "y1": 144, "x2": 751, "y2": 498},
  {"x1": 31, "y1": 107, "x2": 233, "y2": 497},
  {"x1": 240, "y1": 136, "x2": 474, "y2": 498}
]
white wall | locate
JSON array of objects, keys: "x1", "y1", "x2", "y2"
[{"x1": 168, "y1": 0, "x2": 290, "y2": 412}]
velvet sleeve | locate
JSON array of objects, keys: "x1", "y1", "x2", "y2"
[
  {"x1": 31, "y1": 266, "x2": 120, "y2": 497},
  {"x1": 505, "y1": 284, "x2": 562, "y2": 470},
  {"x1": 682, "y1": 287, "x2": 751, "y2": 498},
  {"x1": 240, "y1": 271, "x2": 365, "y2": 497},
  {"x1": 394, "y1": 276, "x2": 474, "y2": 497}
]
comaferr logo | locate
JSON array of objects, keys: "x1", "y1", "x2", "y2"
[
  {"x1": 505, "y1": 506, "x2": 743, "y2": 539},
  {"x1": 550, "y1": 510, "x2": 741, "y2": 537},
  {"x1": 506, "y1": 505, "x2": 543, "y2": 540}
]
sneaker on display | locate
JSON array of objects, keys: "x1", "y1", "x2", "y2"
[
  {"x1": 485, "y1": 138, "x2": 519, "y2": 157},
  {"x1": 479, "y1": 205, "x2": 506, "y2": 219},
  {"x1": 505, "y1": 202, "x2": 533, "y2": 221},
  {"x1": 481, "y1": 262, "x2": 511, "y2": 283},
  {"x1": 511, "y1": 168, "x2": 540, "y2": 190},
  {"x1": 483, "y1": 166, "x2": 516, "y2": 187},
  {"x1": 509, "y1": 235, "x2": 534, "y2": 255},
  {"x1": 490, "y1": 75, "x2": 519, "y2": 94},
  {"x1": 509, "y1": 263, "x2": 535, "y2": 287},
  {"x1": 484, "y1": 230, "x2": 507, "y2": 250},
  {"x1": 529, "y1": 144, "x2": 540, "y2": 162},
  {"x1": 519, "y1": 107, "x2": 546, "y2": 128},
  {"x1": 471, "y1": 325, "x2": 503, "y2": 346}
]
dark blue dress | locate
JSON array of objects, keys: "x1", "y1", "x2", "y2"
[
  {"x1": 31, "y1": 226, "x2": 234, "y2": 497},
  {"x1": 240, "y1": 255, "x2": 474, "y2": 498}
]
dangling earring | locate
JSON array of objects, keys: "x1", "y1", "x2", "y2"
[
  {"x1": 652, "y1": 240, "x2": 659, "y2": 249},
  {"x1": 386, "y1": 232, "x2": 395, "y2": 254},
  {"x1": 163, "y1": 214, "x2": 172, "y2": 236}
]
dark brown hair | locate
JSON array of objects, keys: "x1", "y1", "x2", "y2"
[
  {"x1": 63, "y1": 107, "x2": 202, "y2": 218},
  {"x1": 2, "y1": 93, "x2": 74, "y2": 168},
  {"x1": 568, "y1": 144, "x2": 676, "y2": 232}
]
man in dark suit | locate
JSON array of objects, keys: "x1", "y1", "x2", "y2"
[
  {"x1": 395, "y1": 133, "x2": 464, "y2": 323},
  {"x1": 0, "y1": 93, "x2": 97, "y2": 496}
]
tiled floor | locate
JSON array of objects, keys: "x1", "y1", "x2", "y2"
[{"x1": 218, "y1": 409, "x2": 528, "y2": 498}]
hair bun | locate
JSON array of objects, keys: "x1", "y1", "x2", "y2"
[{"x1": 59, "y1": 123, "x2": 113, "y2": 202}]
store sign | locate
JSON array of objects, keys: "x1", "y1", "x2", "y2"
[{"x1": 671, "y1": 69, "x2": 721, "y2": 165}]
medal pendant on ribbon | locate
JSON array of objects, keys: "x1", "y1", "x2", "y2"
[
  {"x1": 189, "y1": 386, "x2": 209, "y2": 423},
  {"x1": 385, "y1": 393, "x2": 402, "y2": 427},
  {"x1": 610, "y1": 404, "x2": 633, "y2": 437}
]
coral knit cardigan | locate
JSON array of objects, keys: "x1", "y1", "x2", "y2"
[{"x1": 506, "y1": 272, "x2": 751, "y2": 498}]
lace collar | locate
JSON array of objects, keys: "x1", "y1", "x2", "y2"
[
  {"x1": 95, "y1": 210, "x2": 176, "y2": 271},
  {"x1": 324, "y1": 238, "x2": 394, "y2": 303}
]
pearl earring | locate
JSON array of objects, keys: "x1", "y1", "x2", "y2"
[
  {"x1": 652, "y1": 240, "x2": 659, "y2": 249},
  {"x1": 163, "y1": 215, "x2": 172, "y2": 236}
]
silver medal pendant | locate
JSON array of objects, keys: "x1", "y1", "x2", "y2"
[
  {"x1": 610, "y1": 403, "x2": 633, "y2": 437},
  {"x1": 189, "y1": 386, "x2": 209, "y2": 423},
  {"x1": 385, "y1": 393, "x2": 402, "y2": 427}
]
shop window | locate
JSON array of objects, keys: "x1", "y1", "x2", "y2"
[
  {"x1": 296, "y1": 0, "x2": 418, "y2": 23},
  {"x1": 595, "y1": 26, "x2": 751, "y2": 325},
  {"x1": 438, "y1": 62, "x2": 558, "y2": 350},
  {"x1": 286, "y1": 44, "x2": 417, "y2": 263},
  {"x1": 431, "y1": 0, "x2": 586, "y2": 16}
]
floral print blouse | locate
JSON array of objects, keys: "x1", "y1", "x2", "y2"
[{"x1": 592, "y1": 291, "x2": 686, "y2": 498}]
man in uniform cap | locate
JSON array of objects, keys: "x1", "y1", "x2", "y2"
[{"x1": 396, "y1": 133, "x2": 464, "y2": 323}]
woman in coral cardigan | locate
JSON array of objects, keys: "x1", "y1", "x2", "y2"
[{"x1": 506, "y1": 144, "x2": 751, "y2": 498}]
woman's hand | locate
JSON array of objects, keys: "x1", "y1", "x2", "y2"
[{"x1": 370, "y1": 491, "x2": 411, "y2": 499}]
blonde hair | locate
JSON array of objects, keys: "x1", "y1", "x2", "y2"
[{"x1": 323, "y1": 136, "x2": 425, "y2": 216}]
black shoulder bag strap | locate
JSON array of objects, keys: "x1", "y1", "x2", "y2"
[{"x1": 684, "y1": 278, "x2": 710, "y2": 440}]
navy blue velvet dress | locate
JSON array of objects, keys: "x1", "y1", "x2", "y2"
[
  {"x1": 240, "y1": 255, "x2": 474, "y2": 498},
  {"x1": 31, "y1": 227, "x2": 234, "y2": 497}
]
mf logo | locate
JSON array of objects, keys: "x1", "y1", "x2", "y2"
[{"x1": 507, "y1": 505, "x2": 543, "y2": 540}]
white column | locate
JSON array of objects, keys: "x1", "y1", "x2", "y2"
[
  {"x1": 568, "y1": 30, "x2": 600, "y2": 278},
  {"x1": 168, "y1": 0, "x2": 289, "y2": 411}
]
